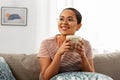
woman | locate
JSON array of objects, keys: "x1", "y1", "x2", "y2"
[{"x1": 37, "y1": 7, "x2": 95, "y2": 80}]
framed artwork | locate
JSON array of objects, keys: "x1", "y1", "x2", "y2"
[{"x1": 1, "y1": 7, "x2": 27, "y2": 26}]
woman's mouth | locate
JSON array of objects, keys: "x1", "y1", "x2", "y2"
[{"x1": 61, "y1": 26, "x2": 70, "y2": 31}]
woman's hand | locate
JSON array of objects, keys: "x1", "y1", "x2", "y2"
[
  {"x1": 56, "y1": 39, "x2": 72, "y2": 55},
  {"x1": 75, "y1": 40, "x2": 86, "y2": 57}
]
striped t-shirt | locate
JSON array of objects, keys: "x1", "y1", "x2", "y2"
[{"x1": 37, "y1": 36, "x2": 93, "y2": 73}]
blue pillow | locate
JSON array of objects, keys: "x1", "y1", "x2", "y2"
[
  {"x1": 0, "y1": 57, "x2": 16, "y2": 80},
  {"x1": 50, "y1": 72, "x2": 113, "y2": 80}
]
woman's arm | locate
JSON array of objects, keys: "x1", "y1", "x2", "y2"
[
  {"x1": 39, "y1": 39, "x2": 72, "y2": 80},
  {"x1": 75, "y1": 40, "x2": 95, "y2": 72},
  {"x1": 39, "y1": 54, "x2": 62, "y2": 80},
  {"x1": 80, "y1": 54, "x2": 95, "y2": 72}
]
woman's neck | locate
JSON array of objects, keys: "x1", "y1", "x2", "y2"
[
  {"x1": 60, "y1": 34, "x2": 66, "y2": 40},
  {"x1": 56, "y1": 34, "x2": 66, "y2": 47}
]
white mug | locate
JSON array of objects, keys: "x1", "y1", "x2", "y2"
[{"x1": 66, "y1": 35, "x2": 82, "y2": 43}]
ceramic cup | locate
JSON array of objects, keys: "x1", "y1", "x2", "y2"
[
  {"x1": 66, "y1": 35, "x2": 82, "y2": 51},
  {"x1": 66, "y1": 35, "x2": 82, "y2": 43}
]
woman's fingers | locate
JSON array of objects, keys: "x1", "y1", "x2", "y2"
[{"x1": 74, "y1": 40, "x2": 85, "y2": 53}]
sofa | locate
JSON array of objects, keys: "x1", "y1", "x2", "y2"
[{"x1": 0, "y1": 52, "x2": 120, "y2": 80}]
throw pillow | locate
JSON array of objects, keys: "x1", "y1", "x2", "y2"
[
  {"x1": 50, "y1": 72, "x2": 113, "y2": 80},
  {"x1": 0, "y1": 57, "x2": 16, "y2": 80}
]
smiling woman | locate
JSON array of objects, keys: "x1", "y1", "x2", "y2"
[{"x1": 37, "y1": 7, "x2": 95, "y2": 80}]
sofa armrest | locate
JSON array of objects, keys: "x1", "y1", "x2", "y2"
[{"x1": 94, "y1": 52, "x2": 120, "y2": 80}]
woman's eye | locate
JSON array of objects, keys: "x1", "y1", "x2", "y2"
[
  {"x1": 68, "y1": 18, "x2": 74, "y2": 21},
  {"x1": 59, "y1": 18, "x2": 64, "y2": 21},
  {"x1": 58, "y1": 17, "x2": 74, "y2": 22}
]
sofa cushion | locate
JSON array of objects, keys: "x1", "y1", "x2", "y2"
[
  {"x1": 0, "y1": 53, "x2": 40, "y2": 80},
  {"x1": 94, "y1": 52, "x2": 120, "y2": 80},
  {"x1": 0, "y1": 57, "x2": 16, "y2": 80}
]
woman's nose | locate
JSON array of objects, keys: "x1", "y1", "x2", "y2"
[{"x1": 62, "y1": 19, "x2": 68, "y2": 24}]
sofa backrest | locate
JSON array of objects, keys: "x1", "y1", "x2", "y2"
[{"x1": 0, "y1": 52, "x2": 120, "y2": 80}]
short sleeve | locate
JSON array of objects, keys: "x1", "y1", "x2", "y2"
[
  {"x1": 84, "y1": 40, "x2": 93, "y2": 59},
  {"x1": 37, "y1": 40, "x2": 50, "y2": 58}
]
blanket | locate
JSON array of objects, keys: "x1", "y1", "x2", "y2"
[{"x1": 50, "y1": 72, "x2": 113, "y2": 80}]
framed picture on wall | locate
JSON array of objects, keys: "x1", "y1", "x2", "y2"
[{"x1": 1, "y1": 7, "x2": 27, "y2": 26}]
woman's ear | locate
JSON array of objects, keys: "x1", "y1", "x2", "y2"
[{"x1": 76, "y1": 23, "x2": 82, "y2": 31}]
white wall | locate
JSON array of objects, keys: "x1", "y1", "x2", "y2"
[
  {"x1": 0, "y1": 0, "x2": 54, "y2": 54},
  {"x1": 73, "y1": 0, "x2": 120, "y2": 53},
  {"x1": 1, "y1": 0, "x2": 120, "y2": 54},
  {"x1": 0, "y1": 0, "x2": 39, "y2": 54}
]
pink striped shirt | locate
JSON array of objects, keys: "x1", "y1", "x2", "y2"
[{"x1": 37, "y1": 36, "x2": 93, "y2": 73}]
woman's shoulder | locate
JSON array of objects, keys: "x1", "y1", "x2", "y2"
[
  {"x1": 41, "y1": 36, "x2": 56, "y2": 44},
  {"x1": 80, "y1": 37, "x2": 89, "y2": 43},
  {"x1": 81, "y1": 37, "x2": 91, "y2": 47}
]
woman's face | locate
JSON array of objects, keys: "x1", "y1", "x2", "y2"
[{"x1": 58, "y1": 9, "x2": 81, "y2": 36}]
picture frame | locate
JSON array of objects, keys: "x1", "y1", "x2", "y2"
[{"x1": 1, "y1": 7, "x2": 27, "y2": 26}]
